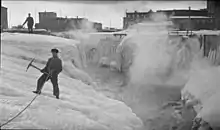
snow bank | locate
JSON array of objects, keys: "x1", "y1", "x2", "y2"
[
  {"x1": 4, "y1": 28, "x2": 50, "y2": 35},
  {"x1": 0, "y1": 33, "x2": 143, "y2": 129},
  {"x1": 2, "y1": 33, "x2": 87, "y2": 78}
]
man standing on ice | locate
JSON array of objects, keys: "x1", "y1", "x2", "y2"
[
  {"x1": 33, "y1": 48, "x2": 63, "y2": 99},
  {"x1": 22, "y1": 13, "x2": 34, "y2": 33}
]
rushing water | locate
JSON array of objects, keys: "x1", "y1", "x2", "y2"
[{"x1": 116, "y1": 17, "x2": 220, "y2": 129}]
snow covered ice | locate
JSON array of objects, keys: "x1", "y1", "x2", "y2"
[
  {"x1": 0, "y1": 33, "x2": 143, "y2": 129},
  {"x1": 1, "y1": 13, "x2": 220, "y2": 130}
]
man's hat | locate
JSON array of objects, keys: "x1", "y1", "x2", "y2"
[{"x1": 51, "y1": 48, "x2": 59, "y2": 53}]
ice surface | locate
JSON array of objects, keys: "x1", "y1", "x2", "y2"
[
  {"x1": 5, "y1": 14, "x2": 220, "y2": 130},
  {"x1": 0, "y1": 33, "x2": 143, "y2": 129},
  {"x1": 63, "y1": 60, "x2": 96, "y2": 87}
]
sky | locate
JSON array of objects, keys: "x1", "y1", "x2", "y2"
[{"x1": 2, "y1": 1, "x2": 207, "y2": 29}]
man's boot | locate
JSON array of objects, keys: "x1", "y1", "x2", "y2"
[{"x1": 33, "y1": 91, "x2": 41, "y2": 94}]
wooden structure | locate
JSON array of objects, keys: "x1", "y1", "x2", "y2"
[
  {"x1": 196, "y1": 31, "x2": 220, "y2": 65},
  {"x1": 1, "y1": 6, "x2": 8, "y2": 30},
  {"x1": 168, "y1": 30, "x2": 220, "y2": 65},
  {"x1": 168, "y1": 30, "x2": 193, "y2": 36}
]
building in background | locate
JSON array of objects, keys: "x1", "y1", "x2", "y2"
[
  {"x1": 39, "y1": 11, "x2": 57, "y2": 24},
  {"x1": 123, "y1": 10, "x2": 154, "y2": 29},
  {"x1": 102, "y1": 27, "x2": 122, "y2": 32},
  {"x1": 158, "y1": 9, "x2": 213, "y2": 31},
  {"x1": 35, "y1": 11, "x2": 102, "y2": 32},
  {"x1": 207, "y1": 0, "x2": 220, "y2": 29},
  {"x1": 36, "y1": 11, "x2": 57, "y2": 30},
  {"x1": 93, "y1": 22, "x2": 102, "y2": 31},
  {"x1": 123, "y1": 8, "x2": 213, "y2": 31},
  {"x1": 157, "y1": 9, "x2": 209, "y2": 17},
  {"x1": 1, "y1": 6, "x2": 8, "y2": 30}
]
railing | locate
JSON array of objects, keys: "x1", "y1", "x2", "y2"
[
  {"x1": 168, "y1": 30, "x2": 193, "y2": 36},
  {"x1": 168, "y1": 30, "x2": 220, "y2": 65}
]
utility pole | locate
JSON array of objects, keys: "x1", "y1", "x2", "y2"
[
  {"x1": 35, "y1": 8, "x2": 37, "y2": 23},
  {"x1": 9, "y1": 9, "x2": 11, "y2": 28},
  {"x1": 83, "y1": 9, "x2": 86, "y2": 18},
  {"x1": 60, "y1": 9, "x2": 62, "y2": 17},
  {"x1": 188, "y1": 6, "x2": 192, "y2": 36}
]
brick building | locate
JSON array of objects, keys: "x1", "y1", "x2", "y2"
[
  {"x1": 123, "y1": 8, "x2": 213, "y2": 31},
  {"x1": 158, "y1": 9, "x2": 213, "y2": 31},
  {"x1": 123, "y1": 10, "x2": 154, "y2": 29},
  {"x1": 1, "y1": 6, "x2": 8, "y2": 30},
  {"x1": 36, "y1": 12, "x2": 57, "y2": 30},
  {"x1": 35, "y1": 11, "x2": 102, "y2": 32},
  {"x1": 39, "y1": 12, "x2": 57, "y2": 24},
  {"x1": 157, "y1": 9, "x2": 209, "y2": 17}
]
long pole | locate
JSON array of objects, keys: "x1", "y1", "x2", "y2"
[
  {"x1": 83, "y1": 9, "x2": 86, "y2": 17},
  {"x1": 60, "y1": 9, "x2": 62, "y2": 17},
  {"x1": 35, "y1": 8, "x2": 37, "y2": 22},
  {"x1": 29, "y1": 64, "x2": 52, "y2": 77},
  {"x1": 189, "y1": 6, "x2": 192, "y2": 35},
  {"x1": 9, "y1": 9, "x2": 11, "y2": 28}
]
